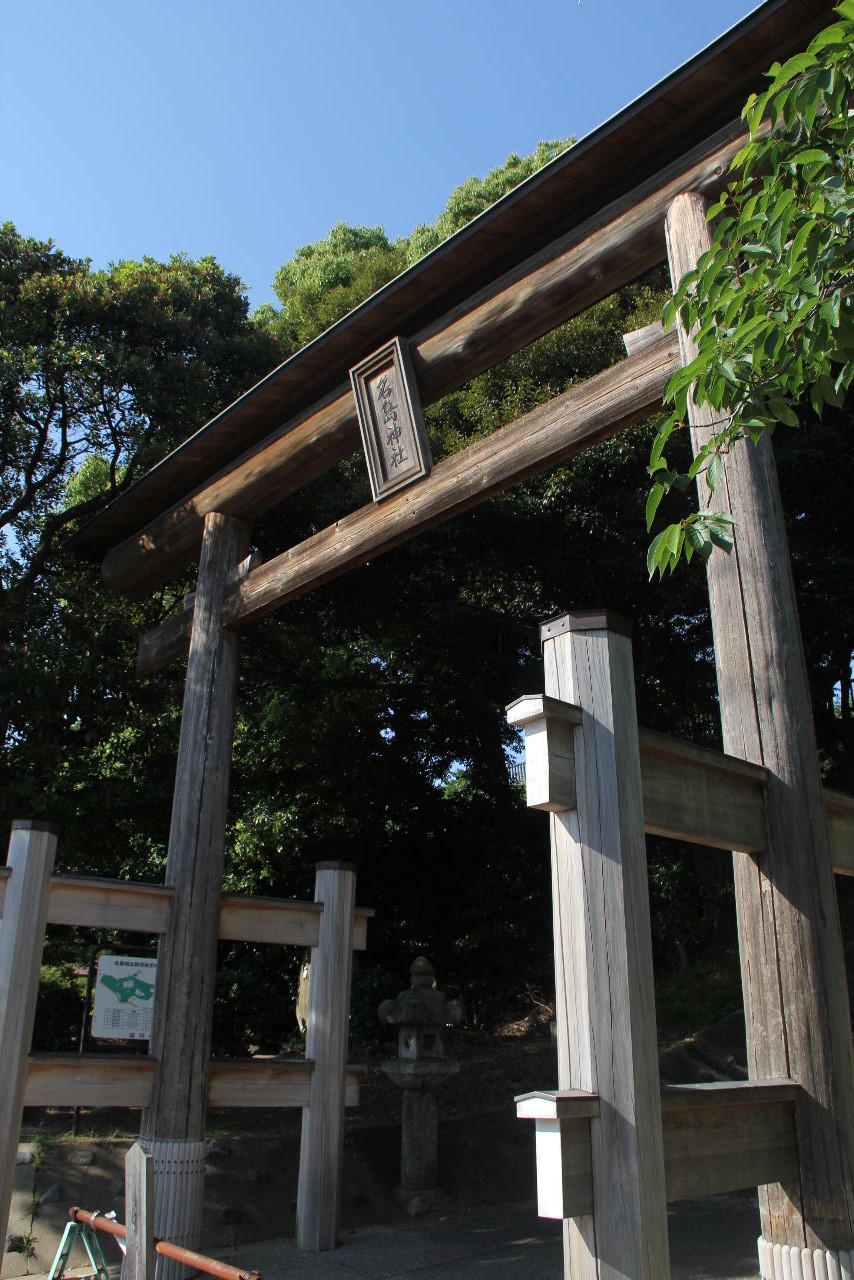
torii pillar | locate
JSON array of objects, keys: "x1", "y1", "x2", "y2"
[
  {"x1": 140, "y1": 511, "x2": 250, "y2": 1278},
  {"x1": 666, "y1": 193, "x2": 854, "y2": 1275}
]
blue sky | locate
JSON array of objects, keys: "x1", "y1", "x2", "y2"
[{"x1": 2, "y1": 0, "x2": 767, "y2": 313}]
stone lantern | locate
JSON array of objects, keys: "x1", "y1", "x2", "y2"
[{"x1": 378, "y1": 957, "x2": 462, "y2": 1213}]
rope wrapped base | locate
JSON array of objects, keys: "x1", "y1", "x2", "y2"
[
  {"x1": 140, "y1": 1139, "x2": 208, "y2": 1280},
  {"x1": 759, "y1": 1237, "x2": 854, "y2": 1280}
]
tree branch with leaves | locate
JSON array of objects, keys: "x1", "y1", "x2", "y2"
[
  {"x1": 0, "y1": 225, "x2": 280, "y2": 601},
  {"x1": 647, "y1": 1, "x2": 854, "y2": 577}
]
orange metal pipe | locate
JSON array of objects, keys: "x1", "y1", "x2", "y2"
[{"x1": 69, "y1": 1207, "x2": 262, "y2": 1280}]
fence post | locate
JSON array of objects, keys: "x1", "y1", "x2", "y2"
[
  {"x1": 296, "y1": 862, "x2": 356, "y2": 1251},
  {"x1": 541, "y1": 612, "x2": 670, "y2": 1279},
  {"x1": 124, "y1": 1142, "x2": 154, "y2": 1280},
  {"x1": 0, "y1": 821, "x2": 59, "y2": 1244}
]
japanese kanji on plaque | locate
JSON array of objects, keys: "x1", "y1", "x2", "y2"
[{"x1": 350, "y1": 337, "x2": 432, "y2": 501}]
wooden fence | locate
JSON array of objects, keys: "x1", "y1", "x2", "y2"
[
  {"x1": 0, "y1": 836, "x2": 371, "y2": 1254},
  {"x1": 508, "y1": 612, "x2": 854, "y2": 1279}
]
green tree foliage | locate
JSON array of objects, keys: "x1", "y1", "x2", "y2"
[
  {"x1": 269, "y1": 223, "x2": 407, "y2": 352},
  {"x1": 260, "y1": 140, "x2": 572, "y2": 352},
  {"x1": 233, "y1": 262, "x2": 736, "y2": 1036},
  {"x1": 0, "y1": 225, "x2": 279, "y2": 598},
  {"x1": 1, "y1": 230, "x2": 279, "y2": 884},
  {"x1": 405, "y1": 140, "x2": 571, "y2": 263},
  {"x1": 5, "y1": 131, "x2": 851, "y2": 1056},
  {"x1": 647, "y1": 3, "x2": 854, "y2": 576}
]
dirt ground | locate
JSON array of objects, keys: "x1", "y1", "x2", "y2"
[
  {"x1": 7, "y1": 1034, "x2": 556, "y2": 1275},
  {"x1": 8, "y1": 1019, "x2": 748, "y2": 1275}
]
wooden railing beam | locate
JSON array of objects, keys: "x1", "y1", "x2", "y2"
[
  {"x1": 22, "y1": 1055, "x2": 361, "y2": 1109},
  {"x1": 517, "y1": 1080, "x2": 801, "y2": 1220},
  {"x1": 0, "y1": 872, "x2": 373, "y2": 947}
]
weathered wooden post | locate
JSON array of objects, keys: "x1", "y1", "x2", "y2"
[
  {"x1": 140, "y1": 511, "x2": 250, "y2": 1278},
  {"x1": 296, "y1": 862, "x2": 357, "y2": 1251},
  {"x1": 0, "y1": 821, "x2": 59, "y2": 1245},
  {"x1": 666, "y1": 191, "x2": 854, "y2": 1273},
  {"x1": 124, "y1": 1142, "x2": 155, "y2": 1280},
  {"x1": 510, "y1": 611, "x2": 671, "y2": 1280}
]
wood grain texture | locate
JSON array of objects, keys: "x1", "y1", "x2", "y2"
[
  {"x1": 544, "y1": 618, "x2": 670, "y2": 1279},
  {"x1": 102, "y1": 128, "x2": 748, "y2": 600},
  {"x1": 218, "y1": 895, "x2": 372, "y2": 949},
  {"x1": 666, "y1": 192, "x2": 854, "y2": 1253},
  {"x1": 661, "y1": 1096, "x2": 798, "y2": 1203},
  {"x1": 506, "y1": 696, "x2": 582, "y2": 814},
  {"x1": 182, "y1": 550, "x2": 261, "y2": 614},
  {"x1": 138, "y1": 333, "x2": 679, "y2": 671},
  {"x1": 521, "y1": 1082, "x2": 800, "y2": 1220},
  {"x1": 296, "y1": 864, "x2": 357, "y2": 1252},
  {"x1": 207, "y1": 1060, "x2": 359, "y2": 1109},
  {"x1": 217, "y1": 897, "x2": 321, "y2": 946},
  {"x1": 639, "y1": 730, "x2": 766, "y2": 852},
  {"x1": 559, "y1": 1119, "x2": 595, "y2": 1220},
  {"x1": 142, "y1": 512, "x2": 250, "y2": 1143},
  {"x1": 0, "y1": 874, "x2": 372, "y2": 949},
  {"x1": 24, "y1": 1054, "x2": 155, "y2": 1107},
  {"x1": 42, "y1": 875, "x2": 174, "y2": 933},
  {"x1": 0, "y1": 824, "x2": 58, "y2": 1247},
  {"x1": 124, "y1": 1143, "x2": 155, "y2": 1280},
  {"x1": 623, "y1": 322, "x2": 674, "y2": 356},
  {"x1": 22, "y1": 1054, "x2": 359, "y2": 1109}
]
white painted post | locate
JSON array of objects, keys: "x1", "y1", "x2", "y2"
[
  {"x1": 541, "y1": 611, "x2": 671, "y2": 1280},
  {"x1": 0, "y1": 821, "x2": 59, "y2": 1244},
  {"x1": 296, "y1": 862, "x2": 357, "y2": 1251},
  {"x1": 124, "y1": 1142, "x2": 154, "y2": 1280},
  {"x1": 505, "y1": 694, "x2": 579, "y2": 813}
]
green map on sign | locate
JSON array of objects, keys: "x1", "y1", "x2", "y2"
[{"x1": 100, "y1": 973, "x2": 156, "y2": 1004}]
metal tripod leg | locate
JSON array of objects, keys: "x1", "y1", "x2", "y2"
[{"x1": 47, "y1": 1221, "x2": 111, "y2": 1280}]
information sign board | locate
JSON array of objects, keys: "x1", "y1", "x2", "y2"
[{"x1": 91, "y1": 954, "x2": 157, "y2": 1041}]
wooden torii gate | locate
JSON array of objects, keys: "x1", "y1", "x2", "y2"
[{"x1": 47, "y1": 0, "x2": 854, "y2": 1274}]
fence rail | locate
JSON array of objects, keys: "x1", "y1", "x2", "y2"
[
  {"x1": 0, "y1": 871, "x2": 374, "y2": 946},
  {"x1": 0, "y1": 841, "x2": 368, "y2": 1258},
  {"x1": 504, "y1": 701, "x2": 854, "y2": 874},
  {"x1": 22, "y1": 1054, "x2": 361, "y2": 1109}
]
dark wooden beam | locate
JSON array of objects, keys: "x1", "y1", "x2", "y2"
[
  {"x1": 105, "y1": 126, "x2": 748, "y2": 600},
  {"x1": 137, "y1": 332, "x2": 679, "y2": 672},
  {"x1": 142, "y1": 512, "x2": 250, "y2": 1145},
  {"x1": 661, "y1": 1081, "x2": 800, "y2": 1203}
]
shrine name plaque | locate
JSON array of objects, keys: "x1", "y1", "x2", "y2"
[{"x1": 350, "y1": 337, "x2": 432, "y2": 501}]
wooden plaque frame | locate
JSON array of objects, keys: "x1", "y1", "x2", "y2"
[{"x1": 350, "y1": 337, "x2": 432, "y2": 502}]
